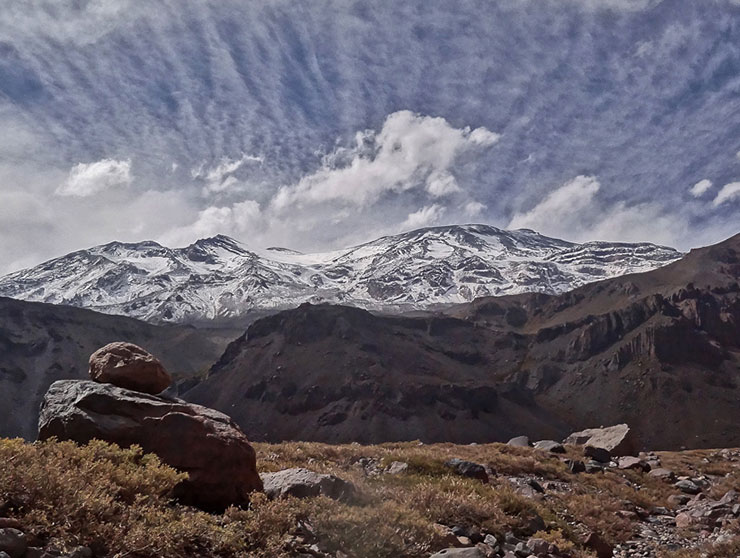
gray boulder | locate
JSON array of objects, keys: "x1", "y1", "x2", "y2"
[
  {"x1": 260, "y1": 468, "x2": 355, "y2": 501},
  {"x1": 564, "y1": 424, "x2": 637, "y2": 456},
  {"x1": 38, "y1": 380, "x2": 262, "y2": 511},
  {"x1": 506, "y1": 436, "x2": 530, "y2": 447}
]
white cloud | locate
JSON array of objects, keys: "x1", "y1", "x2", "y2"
[
  {"x1": 689, "y1": 179, "x2": 713, "y2": 197},
  {"x1": 713, "y1": 182, "x2": 740, "y2": 207},
  {"x1": 508, "y1": 175, "x2": 682, "y2": 245},
  {"x1": 401, "y1": 204, "x2": 446, "y2": 230},
  {"x1": 271, "y1": 110, "x2": 499, "y2": 210},
  {"x1": 426, "y1": 171, "x2": 461, "y2": 197},
  {"x1": 192, "y1": 153, "x2": 263, "y2": 195},
  {"x1": 464, "y1": 201, "x2": 486, "y2": 216},
  {"x1": 509, "y1": 175, "x2": 600, "y2": 234},
  {"x1": 55, "y1": 159, "x2": 132, "y2": 197},
  {"x1": 161, "y1": 200, "x2": 263, "y2": 246}
]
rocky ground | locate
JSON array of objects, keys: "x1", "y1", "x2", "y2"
[{"x1": 1, "y1": 438, "x2": 737, "y2": 558}]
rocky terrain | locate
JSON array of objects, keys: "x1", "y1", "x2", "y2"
[
  {"x1": 0, "y1": 313, "x2": 737, "y2": 558},
  {"x1": 1, "y1": 434, "x2": 738, "y2": 558},
  {"x1": 186, "y1": 233, "x2": 740, "y2": 450},
  {"x1": 0, "y1": 226, "x2": 681, "y2": 324},
  {"x1": 0, "y1": 297, "x2": 237, "y2": 439}
]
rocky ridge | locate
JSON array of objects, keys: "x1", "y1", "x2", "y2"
[{"x1": 0, "y1": 225, "x2": 681, "y2": 324}]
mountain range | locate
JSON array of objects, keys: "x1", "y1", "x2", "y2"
[
  {"x1": 185, "y1": 232, "x2": 740, "y2": 450},
  {"x1": 0, "y1": 225, "x2": 681, "y2": 324}
]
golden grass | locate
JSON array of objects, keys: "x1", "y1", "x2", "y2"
[{"x1": 0, "y1": 438, "x2": 735, "y2": 558}]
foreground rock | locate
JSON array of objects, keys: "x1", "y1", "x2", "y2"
[
  {"x1": 89, "y1": 342, "x2": 171, "y2": 395},
  {"x1": 38, "y1": 380, "x2": 262, "y2": 511},
  {"x1": 564, "y1": 424, "x2": 637, "y2": 456},
  {"x1": 260, "y1": 468, "x2": 355, "y2": 502}
]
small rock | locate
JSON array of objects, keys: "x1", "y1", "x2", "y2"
[
  {"x1": 526, "y1": 537, "x2": 550, "y2": 555},
  {"x1": 617, "y1": 456, "x2": 651, "y2": 472},
  {"x1": 483, "y1": 534, "x2": 498, "y2": 548},
  {"x1": 386, "y1": 461, "x2": 409, "y2": 475},
  {"x1": 584, "y1": 445, "x2": 611, "y2": 463},
  {"x1": 585, "y1": 460, "x2": 605, "y2": 473},
  {"x1": 0, "y1": 529, "x2": 27, "y2": 558},
  {"x1": 532, "y1": 440, "x2": 565, "y2": 453},
  {"x1": 0, "y1": 522, "x2": 21, "y2": 532},
  {"x1": 507, "y1": 436, "x2": 530, "y2": 447},
  {"x1": 667, "y1": 494, "x2": 691, "y2": 507},
  {"x1": 260, "y1": 468, "x2": 355, "y2": 501},
  {"x1": 675, "y1": 512, "x2": 693, "y2": 529},
  {"x1": 583, "y1": 532, "x2": 613, "y2": 558},
  {"x1": 562, "y1": 458, "x2": 585, "y2": 473},
  {"x1": 445, "y1": 458, "x2": 489, "y2": 483},
  {"x1": 648, "y1": 468, "x2": 676, "y2": 483},
  {"x1": 675, "y1": 479, "x2": 700, "y2": 495}
]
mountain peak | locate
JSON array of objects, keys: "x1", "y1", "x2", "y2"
[{"x1": 0, "y1": 225, "x2": 686, "y2": 323}]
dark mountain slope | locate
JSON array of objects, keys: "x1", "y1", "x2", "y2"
[
  {"x1": 187, "y1": 234, "x2": 740, "y2": 449},
  {"x1": 0, "y1": 297, "x2": 238, "y2": 439}
]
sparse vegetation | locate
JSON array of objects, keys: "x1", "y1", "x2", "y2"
[{"x1": 0, "y1": 438, "x2": 737, "y2": 558}]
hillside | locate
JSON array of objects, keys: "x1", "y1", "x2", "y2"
[
  {"x1": 0, "y1": 297, "x2": 238, "y2": 439},
  {"x1": 186, "y1": 233, "x2": 740, "y2": 450}
]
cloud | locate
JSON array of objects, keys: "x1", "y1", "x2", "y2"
[
  {"x1": 509, "y1": 175, "x2": 682, "y2": 245},
  {"x1": 56, "y1": 159, "x2": 132, "y2": 197},
  {"x1": 713, "y1": 182, "x2": 740, "y2": 206},
  {"x1": 464, "y1": 201, "x2": 486, "y2": 216},
  {"x1": 271, "y1": 110, "x2": 499, "y2": 210},
  {"x1": 161, "y1": 200, "x2": 263, "y2": 247},
  {"x1": 401, "y1": 204, "x2": 446, "y2": 230},
  {"x1": 509, "y1": 176, "x2": 601, "y2": 234},
  {"x1": 689, "y1": 179, "x2": 713, "y2": 197},
  {"x1": 192, "y1": 154, "x2": 263, "y2": 196}
]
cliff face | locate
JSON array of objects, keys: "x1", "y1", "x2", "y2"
[{"x1": 187, "y1": 234, "x2": 740, "y2": 450}]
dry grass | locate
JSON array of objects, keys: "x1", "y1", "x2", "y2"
[{"x1": 0, "y1": 437, "x2": 735, "y2": 558}]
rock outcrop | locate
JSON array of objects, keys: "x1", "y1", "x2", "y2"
[
  {"x1": 89, "y1": 342, "x2": 172, "y2": 395},
  {"x1": 564, "y1": 424, "x2": 637, "y2": 457},
  {"x1": 38, "y1": 380, "x2": 262, "y2": 511}
]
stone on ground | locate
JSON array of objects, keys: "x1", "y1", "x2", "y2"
[
  {"x1": 260, "y1": 468, "x2": 355, "y2": 502},
  {"x1": 89, "y1": 342, "x2": 171, "y2": 394},
  {"x1": 38, "y1": 379, "x2": 262, "y2": 511},
  {"x1": 564, "y1": 424, "x2": 637, "y2": 456}
]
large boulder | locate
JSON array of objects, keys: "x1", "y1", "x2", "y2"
[
  {"x1": 89, "y1": 342, "x2": 171, "y2": 395},
  {"x1": 563, "y1": 424, "x2": 637, "y2": 457},
  {"x1": 38, "y1": 380, "x2": 262, "y2": 511}
]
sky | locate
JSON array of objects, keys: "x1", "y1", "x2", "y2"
[{"x1": 0, "y1": 0, "x2": 739, "y2": 273}]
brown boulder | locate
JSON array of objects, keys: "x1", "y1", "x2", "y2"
[
  {"x1": 564, "y1": 424, "x2": 637, "y2": 457},
  {"x1": 38, "y1": 380, "x2": 262, "y2": 511},
  {"x1": 89, "y1": 342, "x2": 171, "y2": 394}
]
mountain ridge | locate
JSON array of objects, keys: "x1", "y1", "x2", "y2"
[
  {"x1": 185, "y1": 232, "x2": 740, "y2": 449},
  {"x1": 0, "y1": 224, "x2": 682, "y2": 324}
]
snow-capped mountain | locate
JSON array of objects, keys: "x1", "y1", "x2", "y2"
[{"x1": 0, "y1": 225, "x2": 682, "y2": 323}]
